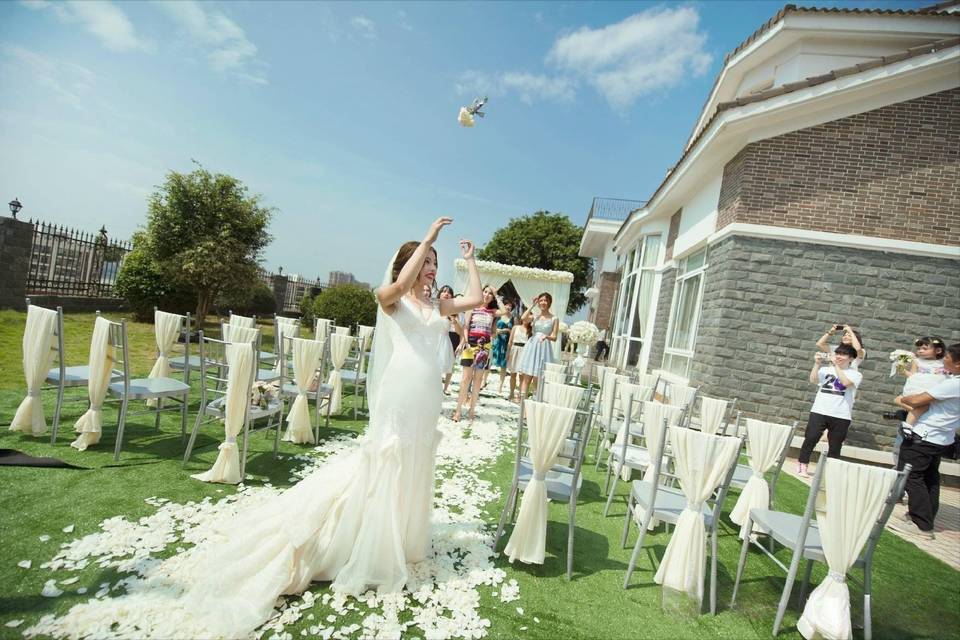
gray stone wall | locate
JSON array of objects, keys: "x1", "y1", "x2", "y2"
[
  {"x1": 647, "y1": 268, "x2": 675, "y2": 371},
  {"x1": 0, "y1": 218, "x2": 33, "y2": 310},
  {"x1": 689, "y1": 234, "x2": 960, "y2": 450}
]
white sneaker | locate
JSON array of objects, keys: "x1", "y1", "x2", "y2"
[{"x1": 888, "y1": 517, "x2": 936, "y2": 540}]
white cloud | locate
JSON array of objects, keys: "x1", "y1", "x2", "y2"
[
  {"x1": 547, "y1": 5, "x2": 712, "y2": 108},
  {"x1": 350, "y1": 15, "x2": 377, "y2": 40},
  {"x1": 456, "y1": 70, "x2": 575, "y2": 106},
  {"x1": 397, "y1": 10, "x2": 413, "y2": 32},
  {"x1": 1, "y1": 45, "x2": 96, "y2": 109},
  {"x1": 157, "y1": 0, "x2": 267, "y2": 84},
  {"x1": 21, "y1": 0, "x2": 153, "y2": 52}
]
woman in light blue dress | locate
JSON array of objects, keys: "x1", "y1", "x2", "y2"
[{"x1": 517, "y1": 292, "x2": 559, "y2": 400}]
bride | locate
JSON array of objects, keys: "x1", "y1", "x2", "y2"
[{"x1": 47, "y1": 218, "x2": 483, "y2": 638}]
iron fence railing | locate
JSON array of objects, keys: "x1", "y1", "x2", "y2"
[
  {"x1": 586, "y1": 197, "x2": 645, "y2": 223},
  {"x1": 25, "y1": 220, "x2": 132, "y2": 297},
  {"x1": 261, "y1": 271, "x2": 324, "y2": 314}
]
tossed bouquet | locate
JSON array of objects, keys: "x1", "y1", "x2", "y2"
[
  {"x1": 888, "y1": 349, "x2": 915, "y2": 377},
  {"x1": 568, "y1": 321, "x2": 600, "y2": 346}
]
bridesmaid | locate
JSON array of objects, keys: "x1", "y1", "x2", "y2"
[
  {"x1": 504, "y1": 314, "x2": 530, "y2": 402},
  {"x1": 453, "y1": 284, "x2": 509, "y2": 422},
  {"x1": 516, "y1": 293, "x2": 559, "y2": 401}
]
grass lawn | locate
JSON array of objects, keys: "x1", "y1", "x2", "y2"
[{"x1": 0, "y1": 311, "x2": 957, "y2": 639}]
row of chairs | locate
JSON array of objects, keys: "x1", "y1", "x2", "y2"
[
  {"x1": 495, "y1": 360, "x2": 909, "y2": 638},
  {"x1": 11, "y1": 301, "x2": 374, "y2": 470}
]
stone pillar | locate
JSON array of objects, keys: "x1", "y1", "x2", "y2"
[
  {"x1": 271, "y1": 274, "x2": 289, "y2": 315},
  {"x1": 0, "y1": 217, "x2": 33, "y2": 310}
]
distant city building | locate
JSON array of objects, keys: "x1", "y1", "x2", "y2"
[{"x1": 328, "y1": 271, "x2": 370, "y2": 289}]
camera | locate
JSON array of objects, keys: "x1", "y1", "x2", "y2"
[
  {"x1": 817, "y1": 352, "x2": 833, "y2": 361},
  {"x1": 833, "y1": 324, "x2": 845, "y2": 331}
]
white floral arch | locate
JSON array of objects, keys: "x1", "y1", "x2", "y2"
[{"x1": 452, "y1": 259, "x2": 573, "y2": 358}]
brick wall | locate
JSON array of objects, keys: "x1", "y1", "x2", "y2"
[
  {"x1": 592, "y1": 271, "x2": 621, "y2": 331},
  {"x1": 647, "y1": 268, "x2": 675, "y2": 371},
  {"x1": 717, "y1": 87, "x2": 960, "y2": 246},
  {"x1": 0, "y1": 218, "x2": 32, "y2": 310},
  {"x1": 689, "y1": 235, "x2": 960, "y2": 451}
]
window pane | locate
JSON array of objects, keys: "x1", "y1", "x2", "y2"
[
  {"x1": 668, "y1": 273, "x2": 702, "y2": 351},
  {"x1": 627, "y1": 339, "x2": 642, "y2": 367},
  {"x1": 642, "y1": 235, "x2": 660, "y2": 268},
  {"x1": 682, "y1": 247, "x2": 707, "y2": 274},
  {"x1": 663, "y1": 353, "x2": 690, "y2": 378},
  {"x1": 631, "y1": 271, "x2": 654, "y2": 341}
]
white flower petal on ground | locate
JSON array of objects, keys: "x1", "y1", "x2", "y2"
[
  {"x1": 60, "y1": 577, "x2": 79, "y2": 585},
  {"x1": 38, "y1": 535, "x2": 51, "y2": 542},
  {"x1": 62, "y1": 525, "x2": 74, "y2": 533},
  {"x1": 17, "y1": 560, "x2": 31, "y2": 569},
  {"x1": 516, "y1": 607, "x2": 524, "y2": 615},
  {"x1": 41, "y1": 580, "x2": 64, "y2": 597},
  {"x1": 5, "y1": 620, "x2": 24, "y2": 628}
]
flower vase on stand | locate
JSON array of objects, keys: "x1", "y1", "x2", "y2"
[{"x1": 572, "y1": 342, "x2": 589, "y2": 383}]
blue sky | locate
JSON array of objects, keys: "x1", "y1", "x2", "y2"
[{"x1": 0, "y1": 0, "x2": 927, "y2": 291}]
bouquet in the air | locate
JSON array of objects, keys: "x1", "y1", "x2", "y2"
[{"x1": 888, "y1": 349, "x2": 915, "y2": 377}]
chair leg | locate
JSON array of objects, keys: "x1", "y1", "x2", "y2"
[
  {"x1": 799, "y1": 559, "x2": 814, "y2": 605},
  {"x1": 773, "y1": 547, "x2": 805, "y2": 637},
  {"x1": 864, "y1": 563, "x2": 873, "y2": 640},
  {"x1": 113, "y1": 396, "x2": 129, "y2": 462},
  {"x1": 567, "y1": 498, "x2": 577, "y2": 581},
  {"x1": 239, "y1": 420, "x2": 250, "y2": 481},
  {"x1": 602, "y1": 459, "x2": 614, "y2": 496},
  {"x1": 710, "y1": 527, "x2": 719, "y2": 615},
  {"x1": 603, "y1": 471, "x2": 620, "y2": 516},
  {"x1": 180, "y1": 395, "x2": 188, "y2": 440},
  {"x1": 183, "y1": 409, "x2": 204, "y2": 465},
  {"x1": 621, "y1": 494, "x2": 635, "y2": 548},
  {"x1": 494, "y1": 485, "x2": 517, "y2": 547},
  {"x1": 273, "y1": 402, "x2": 283, "y2": 457},
  {"x1": 730, "y1": 517, "x2": 753, "y2": 606},
  {"x1": 154, "y1": 398, "x2": 163, "y2": 431},
  {"x1": 325, "y1": 395, "x2": 332, "y2": 429},
  {"x1": 623, "y1": 515, "x2": 650, "y2": 589},
  {"x1": 51, "y1": 381, "x2": 65, "y2": 444}
]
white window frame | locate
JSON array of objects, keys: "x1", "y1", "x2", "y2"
[
  {"x1": 661, "y1": 246, "x2": 709, "y2": 381},
  {"x1": 612, "y1": 235, "x2": 662, "y2": 371}
]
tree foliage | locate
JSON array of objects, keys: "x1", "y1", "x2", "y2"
[
  {"x1": 477, "y1": 211, "x2": 592, "y2": 314},
  {"x1": 142, "y1": 165, "x2": 273, "y2": 321},
  {"x1": 313, "y1": 284, "x2": 376, "y2": 328},
  {"x1": 114, "y1": 232, "x2": 196, "y2": 321}
]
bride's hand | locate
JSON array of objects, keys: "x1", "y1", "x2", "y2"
[
  {"x1": 424, "y1": 217, "x2": 453, "y2": 245},
  {"x1": 459, "y1": 239, "x2": 475, "y2": 260}
]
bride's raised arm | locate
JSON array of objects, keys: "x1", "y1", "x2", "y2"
[
  {"x1": 377, "y1": 217, "x2": 452, "y2": 313},
  {"x1": 440, "y1": 240, "x2": 482, "y2": 316}
]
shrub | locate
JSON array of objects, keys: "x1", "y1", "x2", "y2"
[
  {"x1": 313, "y1": 284, "x2": 376, "y2": 328},
  {"x1": 115, "y1": 234, "x2": 196, "y2": 322},
  {"x1": 217, "y1": 281, "x2": 277, "y2": 317},
  {"x1": 300, "y1": 294, "x2": 315, "y2": 328}
]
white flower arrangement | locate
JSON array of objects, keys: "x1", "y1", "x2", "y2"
[
  {"x1": 250, "y1": 381, "x2": 278, "y2": 410},
  {"x1": 558, "y1": 321, "x2": 569, "y2": 334},
  {"x1": 568, "y1": 320, "x2": 599, "y2": 345},
  {"x1": 453, "y1": 259, "x2": 575, "y2": 284},
  {"x1": 889, "y1": 349, "x2": 915, "y2": 377}
]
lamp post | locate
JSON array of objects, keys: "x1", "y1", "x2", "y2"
[{"x1": 8, "y1": 197, "x2": 22, "y2": 220}]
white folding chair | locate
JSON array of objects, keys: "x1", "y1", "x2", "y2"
[{"x1": 279, "y1": 335, "x2": 335, "y2": 440}]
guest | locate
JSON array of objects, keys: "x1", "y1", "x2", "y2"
[
  {"x1": 816, "y1": 323, "x2": 866, "y2": 367},
  {"x1": 889, "y1": 343, "x2": 960, "y2": 540},
  {"x1": 888, "y1": 336, "x2": 948, "y2": 464},
  {"x1": 452, "y1": 285, "x2": 508, "y2": 422},
  {"x1": 491, "y1": 301, "x2": 514, "y2": 396},
  {"x1": 797, "y1": 343, "x2": 863, "y2": 477},
  {"x1": 594, "y1": 327, "x2": 609, "y2": 361},
  {"x1": 438, "y1": 285, "x2": 463, "y2": 395},
  {"x1": 504, "y1": 316, "x2": 529, "y2": 402},
  {"x1": 516, "y1": 293, "x2": 559, "y2": 401}
]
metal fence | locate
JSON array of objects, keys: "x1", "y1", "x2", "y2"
[
  {"x1": 261, "y1": 271, "x2": 324, "y2": 314},
  {"x1": 25, "y1": 220, "x2": 132, "y2": 297},
  {"x1": 586, "y1": 197, "x2": 646, "y2": 223}
]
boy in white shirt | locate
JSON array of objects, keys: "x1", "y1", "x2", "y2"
[{"x1": 797, "y1": 343, "x2": 864, "y2": 477}]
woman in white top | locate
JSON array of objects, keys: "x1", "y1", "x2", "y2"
[{"x1": 503, "y1": 317, "x2": 530, "y2": 402}]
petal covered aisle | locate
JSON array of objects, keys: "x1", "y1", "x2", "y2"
[{"x1": 22, "y1": 388, "x2": 520, "y2": 640}]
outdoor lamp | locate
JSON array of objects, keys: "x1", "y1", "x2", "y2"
[{"x1": 8, "y1": 197, "x2": 22, "y2": 219}]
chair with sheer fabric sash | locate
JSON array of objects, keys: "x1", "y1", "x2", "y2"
[
  {"x1": 278, "y1": 335, "x2": 335, "y2": 438},
  {"x1": 592, "y1": 372, "x2": 631, "y2": 469},
  {"x1": 727, "y1": 417, "x2": 796, "y2": 526},
  {"x1": 161, "y1": 309, "x2": 199, "y2": 385},
  {"x1": 730, "y1": 453, "x2": 909, "y2": 640},
  {"x1": 340, "y1": 329, "x2": 372, "y2": 420},
  {"x1": 686, "y1": 394, "x2": 738, "y2": 435},
  {"x1": 183, "y1": 333, "x2": 284, "y2": 478},
  {"x1": 495, "y1": 394, "x2": 595, "y2": 580},
  {"x1": 10, "y1": 298, "x2": 64, "y2": 440},
  {"x1": 622, "y1": 423, "x2": 742, "y2": 615}
]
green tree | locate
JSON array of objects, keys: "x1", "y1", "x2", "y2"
[
  {"x1": 144, "y1": 164, "x2": 273, "y2": 322},
  {"x1": 478, "y1": 211, "x2": 592, "y2": 314},
  {"x1": 313, "y1": 284, "x2": 376, "y2": 328},
  {"x1": 115, "y1": 232, "x2": 196, "y2": 321}
]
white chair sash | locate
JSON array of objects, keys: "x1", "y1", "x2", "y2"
[
  {"x1": 314, "y1": 318, "x2": 332, "y2": 342},
  {"x1": 283, "y1": 338, "x2": 323, "y2": 444},
  {"x1": 334, "y1": 325, "x2": 351, "y2": 336},
  {"x1": 699, "y1": 397, "x2": 728, "y2": 435},
  {"x1": 222, "y1": 324, "x2": 258, "y2": 344},
  {"x1": 147, "y1": 310, "x2": 183, "y2": 407},
  {"x1": 9, "y1": 305, "x2": 58, "y2": 436},
  {"x1": 71, "y1": 317, "x2": 114, "y2": 451},
  {"x1": 273, "y1": 317, "x2": 300, "y2": 374},
  {"x1": 600, "y1": 374, "x2": 629, "y2": 426},
  {"x1": 654, "y1": 427, "x2": 740, "y2": 604},
  {"x1": 504, "y1": 400, "x2": 577, "y2": 564},
  {"x1": 229, "y1": 314, "x2": 255, "y2": 328},
  {"x1": 668, "y1": 384, "x2": 697, "y2": 408},
  {"x1": 544, "y1": 362, "x2": 565, "y2": 374},
  {"x1": 638, "y1": 373, "x2": 659, "y2": 389},
  {"x1": 357, "y1": 325, "x2": 375, "y2": 351},
  {"x1": 797, "y1": 460, "x2": 897, "y2": 640},
  {"x1": 730, "y1": 419, "x2": 794, "y2": 539},
  {"x1": 327, "y1": 334, "x2": 352, "y2": 414},
  {"x1": 541, "y1": 382, "x2": 584, "y2": 410},
  {"x1": 192, "y1": 342, "x2": 254, "y2": 484},
  {"x1": 543, "y1": 369, "x2": 565, "y2": 385},
  {"x1": 636, "y1": 401, "x2": 683, "y2": 476}
]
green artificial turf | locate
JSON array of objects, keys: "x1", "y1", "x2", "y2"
[{"x1": 0, "y1": 311, "x2": 957, "y2": 639}]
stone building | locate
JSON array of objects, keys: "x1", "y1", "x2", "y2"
[{"x1": 579, "y1": 3, "x2": 960, "y2": 462}]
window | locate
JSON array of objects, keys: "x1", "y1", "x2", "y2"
[
  {"x1": 662, "y1": 247, "x2": 708, "y2": 379},
  {"x1": 613, "y1": 234, "x2": 661, "y2": 369}
]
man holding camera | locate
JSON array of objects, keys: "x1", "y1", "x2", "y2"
[
  {"x1": 796, "y1": 343, "x2": 864, "y2": 477},
  {"x1": 889, "y1": 343, "x2": 960, "y2": 540}
]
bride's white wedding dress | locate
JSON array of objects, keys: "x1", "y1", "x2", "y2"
[{"x1": 69, "y1": 297, "x2": 447, "y2": 638}]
